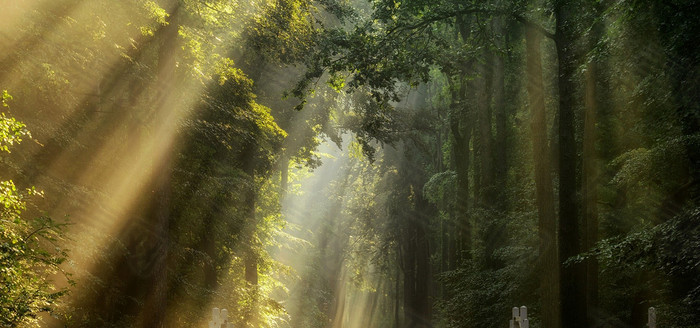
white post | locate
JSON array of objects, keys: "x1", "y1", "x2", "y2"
[
  {"x1": 209, "y1": 308, "x2": 219, "y2": 328},
  {"x1": 209, "y1": 307, "x2": 233, "y2": 328},
  {"x1": 221, "y1": 309, "x2": 228, "y2": 323},
  {"x1": 509, "y1": 306, "x2": 529, "y2": 328},
  {"x1": 648, "y1": 307, "x2": 656, "y2": 328},
  {"x1": 510, "y1": 306, "x2": 519, "y2": 328}
]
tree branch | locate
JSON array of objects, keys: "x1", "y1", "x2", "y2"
[
  {"x1": 514, "y1": 14, "x2": 556, "y2": 41},
  {"x1": 386, "y1": 7, "x2": 556, "y2": 42}
]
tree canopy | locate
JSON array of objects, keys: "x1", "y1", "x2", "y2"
[{"x1": 0, "y1": 0, "x2": 698, "y2": 327}]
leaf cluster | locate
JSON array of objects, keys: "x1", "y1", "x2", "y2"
[{"x1": 0, "y1": 112, "x2": 70, "y2": 327}]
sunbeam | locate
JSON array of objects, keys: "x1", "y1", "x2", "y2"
[{"x1": 1, "y1": 0, "x2": 698, "y2": 327}]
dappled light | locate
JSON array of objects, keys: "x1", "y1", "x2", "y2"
[{"x1": 0, "y1": 0, "x2": 698, "y2": 327}]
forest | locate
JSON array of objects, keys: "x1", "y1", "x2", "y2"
[{"x1": 0, "y1": 0, "x2": 698, "y2": 327}]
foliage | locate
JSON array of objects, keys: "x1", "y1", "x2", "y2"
[
  {"x1": 245, "y1": 0, "x2": 317, "y2": 64},
  {"x1": 2, "y1": 0, "x2": 699, "y2": 327},
  {"x1": 423, "y1": 170, "x2": 456, "y2": 209},
  {"x1": 575, "y1": 204, "x2": 700, "y2": 327},
  {"x1": 0, "y1": 113, "x2": 30, "y2": 154},
  {"x1": 0, "y1": 92, "x2": 30, "y2": 154},
  {"x1": 0, "y1": 109, "x2": 70, "y2": 327},
  {"x1": 139, "y1": 0, "x2": 169, "y2": 36}
]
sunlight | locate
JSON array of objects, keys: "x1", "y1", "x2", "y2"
[
  {"x1": 1, "y1": 0, "x2": 697, "y2": 327},
  {"x1": 1, "y1": 1, "x2": 240, "y2": 324}
]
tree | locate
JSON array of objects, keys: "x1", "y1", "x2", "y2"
[
  {"x1": 525, "y1": 24, "x2": 560, "y2": 328},
  {"x1": 1, "y1": 93, "x2": 70, "y2": 327}
]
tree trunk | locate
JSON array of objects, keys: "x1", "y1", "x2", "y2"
[
  {"x1": 242, "y1": 145, "x2": 259, "y2": 287},
  {"x1": 414, "y1": 191, "x2": 432, "y2": 328},
  {"x1": 401, "y1": 185, "x2": 433, "y2": 328},
  {"x1": 280, "y1": 154, "x2": 289, "y2": 197},
  {"x1": 139, "y1": 4, "x2": 181, "y2": 326},
  {"x1": 583, "y1": 13, "x2": 601, "y2": 326},
  {"x1": 493, "y1": 17, "x2": 508, "y2": 192},
  {"x1": 477, "y1": 52, "x2": 495, "y2": 205},
  {"x1": 453, "y1": 16, "x2": 474, "y2": 263},
  {"x1": 395, "y1": 246, "x2": 402, "y2": 328},
  {"x1": 525, "y1": 25, "x2": 560, "y2": 328},
  {"x1": 440, "y1": 212, "x2": 448, "y2": 297},
  {"x1": 447, "y1": 210, "x2": 458, "y2": 272},
  {"x1": 450, "y1": 95, "x2": 472, "y2": 262},
  {"x1": 555, "y1": 2, "x2": 586, "y2": 327},
  {"x1": 241, "y1": 144, "x2": 259, "y2": 326},
  {"x1": 402, "y1": 209, "x2": 417, "y2": 327},
  {"x1": 140, "y1": 156, "x2": 172, "y2": 328},
  {"x1": 244, "y1": 178, "x2": 258, "y2": 286}
]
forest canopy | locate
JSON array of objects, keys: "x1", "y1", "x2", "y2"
[{"x1": 0, "y1": 0, "x2": 698, "y2": 327}]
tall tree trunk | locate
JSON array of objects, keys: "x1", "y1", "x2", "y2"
[
  {"x1": 402, "y1": 209, "x2": 417, "y2": 328},
  {"x1": 440, "y1": 212, "x2": 448, "y2": 297},
  {"x1": 241, "y1": 144, "x2": 259, "y2": 327},
  {"x1": 140, "y1": 156, "x2": 172, "y2": 328},
  {"x1": 493, "y1": 17, "x2": 508, "y2": 192},
  {"x1": 477, "y1": 52, "x2": 495, "y2": 204},
  {"x1": 472, "y1": 132, "x2": 482, "y2": 207},
  {"x1": 450, "y1": 94, "x2": 472, "y2": 262},
  {"x1": 583, "y1": 11, "x2": 602, "y2": 326},
  {"x1": 479, "y1": 49, "x2": 506, "y2": 268},
  {"x1": 395, "y1": 245, "x2": 402, "y2": 328},
  {"x1": 449, "y1": 74, "x2": 472, "y2": 262},
  {"x1": 454, "y1": 16, "x2": 474, "y2": 262},
  {"x1": 414, "y1": 190, "x2": 433, "y2": 328},
  {"x1": 555, "y1": 1, "x2": 586, "y2": 327},
  {"x1": 447, "y1": 210, "x2": 458, "y2": 272},
  {"x1": 280, "y1": 154, "x2": 289, "y2": 197},
  {"x1": 244, "y1": 178, "x2": 258, "y2": 286},
  {"x1": 242, "y1": 145, "x2": 259, "y2": 287},
  {"x1": 526, "y1": 25, "x2": 560, "y2": 328},
  {"x1": 140, "y1": 4, "x2": 181, "y2": 326},
  {"x1": 402, "y1": 185, "x2": 433, "y2": 328}
]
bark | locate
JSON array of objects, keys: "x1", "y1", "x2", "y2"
[
  {"x1": 366, "y1": 289, "x2": 380, "y2": 327},
  {"x1": 280, "y1": 154, "x2": 289, "y2": 196},
  {"x1": 140, "y1": 157, "x2": 172, "y2": 328},
  {"x1": 453, "y1": 16, "x2": 474, "y2": 262},
  {"x1": 395, "y1": 137, "x2": 434, "y2": 328},
  {"x1": 440, "y1": 213, "x2": 448, "y2": 297},
  {"x1": 243, "y1": 172, "x2": 259, "y2": 286},
  {"x1": 472, "y1": 133, "x2": 482, "y2": 207},
  {"x1": 402, "y1": 186, "x2": 433, "y2": 328},
  {"x1": 477, "y1": 52, "x2": 495, "y2": 204},
  {"x1": 583, "y1": 16, "x2": 601, "y2": 326},
  {"x1": 395, "y1": 247, "x2": 401, "y2": 328},
  {"x1": 241, "y1": 143, "x2": 259, "y2": 287},
  {"x1": 484, "y1": 17, "x2": 512, "y2": 268},
  {"x1": 555, "y1": 1, "x2": 586, "y2": 327},
  {"x1": 241, "y1": 143, "x2": 259, "y2": 326},
  {"x1": 447, "y1": 211, "x2": 458, "y2": 272},
  {"x1": 493, "y1": 17, "x2": 508, "y2": 190},
  {"x1": 414, "y1": 192, "x2": 433, "y2": 327},
  {"x1": 525, "y1": 25, "x2": 560, "y2": 328},
  {"x1": 479, "y1": 50, "x2": 506, "y2": 268},
  {"x1": 437, "y1": 101, "x2": 448, "y2": 297},
  {"x1": 450, "y1": 93, "x2": 472, "y2": 261},
  {"x1": 244, "y1": 252, "x2": 258, "y2": 285},
  {"x1": 402, "y1": 208, "x2": 417, "y2": 327},
  {"x1": 139, "y1": 4, "x2": 181, "y2": 326}
]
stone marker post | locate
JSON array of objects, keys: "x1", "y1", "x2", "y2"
[
  {"x1": 209, "y1": 307, "x2": 234, "y2": 328},
  {"x1": 648, "y1": 307, "x2": 656, "y2": 328},
  {"x1": 509, "y1": 306, "x2": 529, "y2": 328}
]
